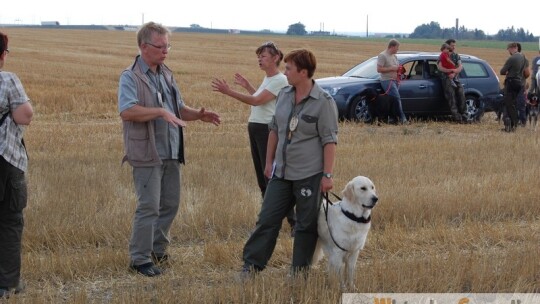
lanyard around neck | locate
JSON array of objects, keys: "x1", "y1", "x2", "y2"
[{"x1": 148, "y1": 71, "x2": 163, "y2": 94}]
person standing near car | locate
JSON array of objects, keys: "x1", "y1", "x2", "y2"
[
  {"x1": 211, "y1": 41, "x2": 296, "y2": 234},
  {"x1": 529, "y1": 50, "x2": 540, "y2": 96},
  {"x1": 241, "y1": 49, "x2": 338, "y2": 277},
  {"x1": 516, "y1": 43, "x2": 529, "y2": 126},
  {"x1": 537, "y1": 69, "x2": 540, "y2": 92},
  {"x1": 377, "y1": 39, "x2": 407, "y2": 124},
  {"x1": 118, "y1": 22, "x2": 221, "y2": 277},
  {"x1": 0, "y1": 31, "x2": 33, "y2": 298},
  {"x1": 500, "y1": 42, "x2": 526, "y2": 132},
  {"x1": 438, "y1": 43, "x2": 459, "y2": 87},
  {"x1": 437, "y1": 39, "x2": 467, "y2": 123}
]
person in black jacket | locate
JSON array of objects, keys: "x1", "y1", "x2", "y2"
[{"x1": 500, "y1": 42, "x2": 526, "y2": 132}]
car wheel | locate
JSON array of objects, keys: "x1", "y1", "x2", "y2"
[
  {"x1": 464, "y1": 95, "x2": 484, "y2": 122},
  {"x1": 348, "y1": 95, "x2": 371, "y2": 122}
]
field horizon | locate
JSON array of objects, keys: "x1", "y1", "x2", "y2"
[{"x1": 1, "y1": 28, "x2": 538, "y2": 303}]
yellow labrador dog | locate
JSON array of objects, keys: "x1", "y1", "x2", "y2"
[{"x1": 313, "y1": 176, "x2": 378, "y2": 289}]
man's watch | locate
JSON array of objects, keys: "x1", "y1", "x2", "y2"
[{"x1": 322, "y1": 172, "x2": 333, "y2": 179}]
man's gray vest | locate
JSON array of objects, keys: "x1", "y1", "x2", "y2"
[{"x1": 121, "y1": 55, "x2": 184, "y2": 167}]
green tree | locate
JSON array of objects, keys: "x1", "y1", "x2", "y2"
[
  {"x1": 287, "y1": 22, "x2": 307, "y2": 35},
  {"x1": 472, "y1": 29, "x2": 486, "y2": 40},
  {"x1": 409, "y1": 22, "x2": 533, "y2": 41},
  {"x1": 410, "y1": 22, "x2": 442, "y2": 39}
]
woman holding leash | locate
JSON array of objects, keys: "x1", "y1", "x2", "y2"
[{"x1": 240, "y1": 49, "x2": 338, "y2": 277}]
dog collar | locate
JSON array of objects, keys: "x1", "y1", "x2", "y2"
[{"x1": 341, "y1": 208, "x2": 371, "y2": 224}]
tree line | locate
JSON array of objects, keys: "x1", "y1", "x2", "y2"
[
  {"x1": 286, "y1": 21, "x2": 536, "y2": 42},
  {"x1": 409, "y1": 21, "x2": 536, "y2": 41}
]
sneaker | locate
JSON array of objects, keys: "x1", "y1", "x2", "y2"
[
  {"x1": 0, "y1": 281, "x2": 25, "y2": 298},
  {"x1": 288, "y1": 266, "x2": 310, "y2": 280},
  {"x1": 129, "y1": 262, "x2": 162, "y2": 277},
  {"x1": 151, "y1": 252, "x2": 170, "y2": 265},
  {"x1": 503, "y1": 118, "x2": 511, "y2": 132},
  {"x1": 14, "y1": 281, "x2": 24, "y2": 293},
  {"x1": 0, "y1": 288, "x2": 11, "y2": 299},
  {"x1": 237, "y1": 264, "x2": 263, "y2": 282},
  {"x1": 501, "y1": 126, "x2": 517, "y2": 133}
]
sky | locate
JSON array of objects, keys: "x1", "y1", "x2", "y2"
[{"x1": 2, "y1": 0, "x2": 539, "y2": 37}]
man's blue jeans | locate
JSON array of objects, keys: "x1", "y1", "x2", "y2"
[{"x1": 380, "y1": 79, "x2": 407, "y2": 122}]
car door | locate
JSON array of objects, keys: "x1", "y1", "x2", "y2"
[
  {"x1": 458, "y1": 60, "x2": 493, "y2": 95},
  {"x1": 399, "y1": 60, "x2": 442, "y2": 114},
  {"x1": 426, "y1": 59, "x2": 450, "y2": 114}
]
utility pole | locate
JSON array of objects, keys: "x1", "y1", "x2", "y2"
[
  {"x1": 455, "y1": 18, "x2": 459, "y2": 38},
  {"x1": 366, "y1": 14, "x2": 369, "y2": 38}
]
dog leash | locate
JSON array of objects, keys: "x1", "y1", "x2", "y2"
[
  {"x1": 382, "y1": 65, "x2": 404, "y2": 96},
  {"x1": 322, "y1": 192, "x2": 348, "y2": 252}
]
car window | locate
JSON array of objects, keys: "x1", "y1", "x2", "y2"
[
  {"x1": 403, "y1": 61, "x2": 423, "y2": 80},
  {"x1": 461, "y1": 62, "x2": 488, "y2": 78},
  {"x1": 343, "y1": 57, "x2": 379, "y2": 79},
  {"x1": 427, "y1": 60, "x2": 440, "y2": 78}
]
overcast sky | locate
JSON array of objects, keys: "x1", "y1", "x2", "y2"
[{"x1": 2, "y1": 0, "x2": 539, "y2": 37}]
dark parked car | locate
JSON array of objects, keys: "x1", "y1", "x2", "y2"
[{"x1": 316, "y1": 52, "x2": 503, "y2": 122}]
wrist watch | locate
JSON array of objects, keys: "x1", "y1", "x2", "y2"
[{"x1": 322, "y1": 172, "x2": 333, "y2": 179}]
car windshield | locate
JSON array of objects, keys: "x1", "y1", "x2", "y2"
[{"x1": 343, "y1": 57, "x2": 380, "y2": 79}]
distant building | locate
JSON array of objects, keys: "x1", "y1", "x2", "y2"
[
  {"x1": 228, "y1": 29, "x2": 240, "y2": 34},
  {"x1": 310, "y1": 31, "x2": 331, "y2": 36},
  {"x1": 41, "y1": 21, "x2": 60, "y2": 26}
]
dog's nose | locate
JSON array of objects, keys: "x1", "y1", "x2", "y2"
[{"x1": 371, "y1": 196, "x2": 378, "y2": 205}]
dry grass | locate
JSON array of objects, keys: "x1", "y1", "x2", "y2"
[{"x1": 1, "y1": 28, "x2": 538, "y2": 303}]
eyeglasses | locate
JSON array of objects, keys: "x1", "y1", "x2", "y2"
[{"x1": 145, "y1": 42, "x2": 171, "y2": 51}]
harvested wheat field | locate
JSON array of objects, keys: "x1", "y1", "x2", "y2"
[{"x1": 1, "y1": 28, "x2": 539, "y2": 303}]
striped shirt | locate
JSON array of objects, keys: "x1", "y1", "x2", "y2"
[{"x1": 0, "y1": 71, "x2": 30, "y2": 172}]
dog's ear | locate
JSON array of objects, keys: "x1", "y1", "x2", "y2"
[{"x1": 342, "y1": 180, "x2": 355, "y2": 202}]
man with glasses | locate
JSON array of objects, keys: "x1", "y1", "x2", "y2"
[
  {"x1": 118, "y1": 22, "x2": 221, "y2": 277},
  {"x1": 0, "y1": 31, "x2": 33, "y2": 298}
]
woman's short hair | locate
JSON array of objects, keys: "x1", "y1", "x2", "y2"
[{"x1": 284, "y1": 49, "x2": 317, "y2": 78}]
